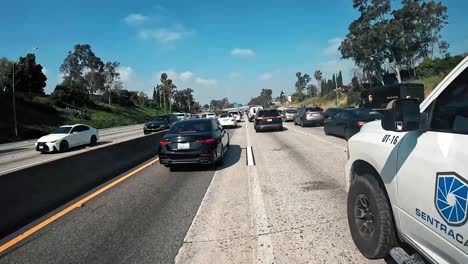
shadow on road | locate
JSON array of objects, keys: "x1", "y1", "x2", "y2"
[
  {"x1": 39, "y1": 141, "x2": 114, "y2": 154},
  {"x1": 168, "y1": 144, "x2": 241, "y2": 172},
  {"x1": 255, "y1": 127, "x2": 289, "y2": 133},
  {"x1": 0, "y1": 147, "x2": 30, "y2": 156}
]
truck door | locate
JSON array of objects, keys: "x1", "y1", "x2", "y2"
[{"x1": 396, "y1": 66, "x2": 468, "y2": 263}]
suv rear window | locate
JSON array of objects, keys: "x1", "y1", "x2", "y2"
[
  {"x1": 305, "y1": 107, "x2": 323, "y2": 112},
  {"x1": 169, "y1": 121, "x2": 212, "y2": 133},
  {"x1": 257, "y1": 110, "x2": 280, "y2": 117},
  {"x1": 285, "y1": 110, "x2": 297, "y2": 113}
]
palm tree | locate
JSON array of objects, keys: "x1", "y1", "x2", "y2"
[
  {"x1": 160, "y1": 73, "x2": 168, "y2": 112},
  {"x1": 314, "y1": 70, "x2": 323, "y2": 96}
]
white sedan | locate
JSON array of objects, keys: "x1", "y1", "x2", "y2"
[
  {"x1": 35, "y1": 124, "x2": 99, "y2": 153},
  {"x1": 218, "y1": 113, "x2": 238, "y2": 128}
]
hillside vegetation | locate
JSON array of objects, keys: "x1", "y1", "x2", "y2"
[
  {"x1": 0, "y1": 95, "x2": 162, "y2": 143},
  {"x1": 294, "y1": 55, "x2": 465, "y2": 109}
]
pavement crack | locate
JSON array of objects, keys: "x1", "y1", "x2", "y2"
[{"x1": 183, "y1": 216, "x2": 347, "y2": 245}]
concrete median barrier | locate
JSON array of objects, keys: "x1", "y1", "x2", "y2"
[{"x1": 0, "y1": 131, "x2": 165, "y2": 239}]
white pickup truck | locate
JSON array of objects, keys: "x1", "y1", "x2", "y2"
[{"x1": 345, "y1": 56, "x2": 468, "y2": 264}]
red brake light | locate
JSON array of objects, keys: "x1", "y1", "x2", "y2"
[
  {"x1": 159, "y1": 140, "x2": 171, "y2": 146},
  {"x1": 356, "y1": 121, "x2": 366, "y2": 126},
  {"x1": 232, "y1": 119, "x2": 236, "y2": 122},
  {"x1": 196, "y1": 138, "x2": 216, "y2": 143}
]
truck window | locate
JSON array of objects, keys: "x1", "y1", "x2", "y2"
[{"x1": 431, "y1": 68, "x2": 468, "y2": 134}]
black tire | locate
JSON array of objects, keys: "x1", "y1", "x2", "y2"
[
  {"x1": 217, "y1": 143, "x2": 225, "y2": 165},
  {"x1": 324, "y1": 126, "x2": 330, "y2": 135},
  {"x1": 169, "y1": 166, "x2": 176, "y2": 172},
  {"x1": 90, "y1": 135, "x2": 97, "y2": 146},
  {"x1": 59, "y1": 140, "x2": 69, "y2": 153},
  {"x1": 347, "y1": 173, "x2": 398, "y2": 259},
  {"x1": 301, "y1": 120, "x2": 305, "y2": 127}
]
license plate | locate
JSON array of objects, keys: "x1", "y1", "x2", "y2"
[
  {"x1": 178, "y1": 143, "x2": 190, "y2": 150},
  {"x1": 38, "y1": 146, "x2": 44, "y2": 149},
  {"x1": 312, "y1": 113, "x2": 319, "y2": 116},
  {"x1": 267, "y1": 119, "x2": 272, "y2": 122}
]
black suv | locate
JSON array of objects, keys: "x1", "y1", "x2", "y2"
[{"x1": 254, "y1": 109, "x2": 283, "y2": 132}]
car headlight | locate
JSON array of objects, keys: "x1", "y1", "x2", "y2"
[{"x1": 49, "y1": 140, "x2": 58, "y2": 143}]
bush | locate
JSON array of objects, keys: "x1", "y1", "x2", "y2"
[
  {"x1": 417, "y1": 55, "x2": 465, "y2": 77},
  {"x1": 51, "y1": 83, "x2": 89, "y2": 107}
]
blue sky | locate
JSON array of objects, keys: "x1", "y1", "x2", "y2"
[{"x1": 2, "y1": 0, "x2": 468, "y2": 104}]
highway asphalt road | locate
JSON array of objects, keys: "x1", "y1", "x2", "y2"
[
  {"x1": 0, "y1": 124, "x2": 145, "y2": 176},
  {"x1": 0, "y1": 120, "x2": 385, "y2": 263}
]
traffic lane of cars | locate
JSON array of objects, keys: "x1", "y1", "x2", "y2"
[
  {"x1": 0, "y1": 127, "x2": 240, "y2": 264},
  {"x1": 247, "y1": 121, "x2": 382, "y2": 263},
  {"x1": 0, "y1": 125, "x2": 146, "y2": 175},
  {"x1": 0, "y1": 159, "x2": 219, "y2": 264}
]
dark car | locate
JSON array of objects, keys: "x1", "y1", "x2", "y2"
[
  {"x1": 254, "y1": 109, "x2": 283, "y2": 132},
  {"x1": 323, "y1": 107, "x2": 344, "y2": 118},
  {"x1": 323, "y1": 109, "x2": 383, "y2": 140},
  {"x1": 158, "y1": 119, "x2": 230, "y2": 169},
  {"x1": 144, "y1": 114, "x2": 178, "y2": 135},
  {"x1": 294, "y1": 106, "x2": 325, "y2": 127}
]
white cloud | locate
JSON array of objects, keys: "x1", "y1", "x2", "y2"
[
  {"x1": 179, "y1": 71, "x2": 194, "y2": 81},
  {"x1": 57, "y1": 73, "x2": 65, "y2": 83},
  {"x1": 41, "y1": 67, "x2": 48, "y2": 76},
  {"x1": 317, "y1": 59, "x2": 355, "y2": 85},
  {"x1": 258, "y1": 73, "x2": 273, "y2": 81},
  {"x1": 156, "y1": 70, "x2": 217, "y2": 87},
  {"x1": 228, "y1": 72, "x2": 241, "y2": 79},
  {"x1": 195, "y1": 77, "x2": 217, "y2": 86},
  {"x1": 231, "y1": 48, "x2": 256, "y2": 58},
  {"x1": 125, "y1": 13, "x2": 148, "y2": 25},
  {"x1": 117, "y1": 66, "x2": 135, "y2": 84},
  {"x1": 322, "y1": 37, "x2": 343, "y2": 55},
  {"x1": 139, "y1": 25, "x2": 192, "y2": 43}
]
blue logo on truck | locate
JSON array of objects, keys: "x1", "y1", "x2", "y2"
[{"x1": 435, "y1": 172, "x2": 468, "y2": 227}]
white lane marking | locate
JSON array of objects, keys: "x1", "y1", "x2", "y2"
[
  {"x1": 174, "y1": 169, "x2": 219, "y2": 263},
  {"x1": 289, "y1": 127, "x2": 346, "y2": 150},
  {"x1": 0, "y1": 154, "x2": 71, "y2": 175},
  {"x1": 247, "y1": 146, "x2": 255, "y2": 166},
  {"x1": 246, "y1": 119, "x2": 275, "y2": 263}
]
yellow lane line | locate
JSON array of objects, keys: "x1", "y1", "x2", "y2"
[{"x1": 0, "y1": 157, "x2": 159, "y2": 253}]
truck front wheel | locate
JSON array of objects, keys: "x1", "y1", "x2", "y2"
[{"x1": 347, "y1": 173, "x2": 398, "y2": 259}]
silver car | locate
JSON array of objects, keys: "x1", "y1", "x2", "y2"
[{"x1": 282, "y1": 109, "x2": 297, "y2": 122}]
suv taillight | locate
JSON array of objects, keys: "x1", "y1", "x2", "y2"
[
  {"x1": 196, "y1": 138, "x2": 216, "y2": 143},
  {"x1": 356, "y1": 121, "x2": 366, "y2": 126},
  {"x1": 159, "y1": 140, "x2": 171, "y2": 146}
]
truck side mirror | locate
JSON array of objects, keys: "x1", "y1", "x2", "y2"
[{"x1": 381, "y1": 99, "x2": 420, "y2": 132}]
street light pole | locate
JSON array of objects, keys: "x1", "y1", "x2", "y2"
[
  {"x1": 335, "y1": 73, "x2": 339, "y2": 106},
  {"x1": 12, "y1": 62, "x2": 17, "y2": 137},
  {"x1": 11, "y1": 48, "x2": 39, "y2": 138}
]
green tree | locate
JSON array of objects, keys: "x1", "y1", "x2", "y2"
[
  {"x1": 51, "y1": 76, "x2": 89, "y2": 106},
  {"x1": 135, "y1": 91, "x2": 149, "y2": 106},
  {"x1": 295, "y1": 72, "x2": 311, "y2": 100},
  {"x1": 11, "y1": 53, "x2": 47, "y2": 94},
  {"x1": 103, "y1": 61, "x2": 121, "y2": 104},
  {"x1": 306, "y1": 84, "x2": 318, "y2": 97},
  {"x1": 314, "y1": 70, "x2": 323, "y2": 96},
  {"x1": 340, "y1": 0, "x2": 448, "y2": 84},
  {"x1": 60, "y1": 44, "x2": 105, "y2": 98},
  {"x1": 279, "y1": 91, "x2": 286, "y2": 104},
  {"x1": 0, "y1": 57, "x2": 14, "y2": 94},
  {"x1": 337, "y1": 71, "x2": 343, "y2": 87}
]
